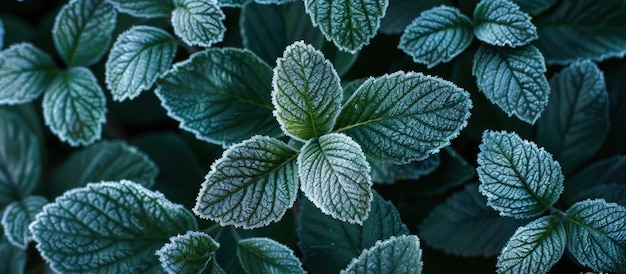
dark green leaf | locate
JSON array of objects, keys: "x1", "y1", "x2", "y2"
[
  {"x1": 156, "y1": 231, "x2": 219, "y2": 274},
  {"x1": 0, "y1": 235, "x2": 26, "y2": 274},
  {"x1": 510, "y1": 0, "x2": 557, "y2": 15},
  {"x1": 565, "y1": 156, "x2": 626, "y2": 200},
  {"x1": 379, "y1": 0, "x2": 452, "y2": 35},
  {"x1": 0, "y1": 43, "x2": 57, "y2": 104},
  {"x1": 217, "y1": 0, "x2": 250, "y2": 7},
  {"x1": 0, "y1": 18, "x2": 3, "y2": 49},
  {"x1": 107, "y1": 0, "x2": 174, "y2": 18},
  {"x1": 473, "y1": 0, "x2": 537, "y2": 47},
  {"x1": 172, "y1": 0, "x2": 225, "y2": 47},
  {"x1": 412, "y1": 146, "x2": 475, "y2": 195},
  {"x1": 569, "y1": 184, "x2": 626, "y2": 208},
  {"x1": 1, "y1": 196, "x2": 47, "y2": 249},
  {"x1": 238, "y1": 237, "x2": 305, "y2": 274},
  {"x1": 341, "y1": 235, "x2": 423, "y2": 274},
  {"x1": 368, "y1": 153, "x2": 439, "y2": 184}
]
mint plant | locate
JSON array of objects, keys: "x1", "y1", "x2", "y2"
[{"x1": 1, "y1": 0, "x2": 626, "y2": 273}]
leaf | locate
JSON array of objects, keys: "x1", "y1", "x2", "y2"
[
  {"x1": 217, "y1": 0, "x2": 250, "y2": 7},
  {"x1": 564, "y1": 156, "x2": 626, "y2": 204},
  {"x1": 335, "y1": 71, "x2": 471, "y2": 164},
  {"x1": 193, "y1": 136, "x2": 299, "y2": 229},
  {"x1": 298, "y1": 192, "x2": 409, "y2": 273},
  {"x1": 497, "y1": 216, "x2": 566, "y2": 274},
  {"x1": 272, "y1": 41, "x2": 342, "y2": 141},
  {"x1": 1, "y1": 196, "x2": 47, "y2": 249},
  {"x1": 0, "y1": 235, "x2": 26, "y2": 274},
  {"x1": 564, "y1": 199, "x2": 626, "y2": 273},
  {"x1": 107, "y1": 0, "x2": 175, "y2": 18},
  {"x1": 0, "y1": 18, "x2": 4, "y2": 49},
  {"x1": 368, "y1": 153, "x2": 440, "y2": 184},
  {"x1": 52, "y1": 0, "x2": 117, "y2": 66},
  {"x1": 537, "y1": 61, "x2": 609, "y2": 175},
  {"x1": 30, "y1": 180, "x2": 198, "y2": 273},
  {"x1": 477, "y1": 130, "x2": 564, "y2": 218},
  {"x1": 379, "y1": 0, "x2": 452, "y2": 35},
  {"x1": 341, "y1": 235, "x2": 423, "y2": 274},
  {"x1": 412, "y1": 146, "x2": 475, "y2": 195},
  {"x1": 156, "y1": 231, "x2": 220, "y2": 274},
  {"x1": 156, "y1": 48, "x2": 281, "y2": 147},
  {"x1": 42, "y1": 67, "x2": 107, "y2": 146},
  {"x1": 510, "y1": 0, "x2": 557, "y2": 15},
  {"x1": 533, "y1": 0, "x2": 626, "y2": 65},
  {"x1": 398, "y1": 6, "x2": 473, "y2": 68},
  {"x1": 569, "y1": 184, "x2": 626, "y2": 211},
  {"x1": 304, "y1": 0, "x2": 389, "y2": 53},
  {"x1": 0, "y1": 110, "x2": 40, "y2": 205},
  {"x1": 238, "y1": 237, "x2": 305, "y2": 274},
  {"x1": 472, "y1": 44, "x2": 550, "y2": 124},
  {"x1": 255, "y1": 0, "x2": 299, "y2": 4},
  {"x1": 50, "y1": 141, "x2": 159, "y2": 197},
  {"x1": 106, "y1": 25, "x2": 178, "y2": 101},
  {"x1": 172, "y1": 0, "x2": 226, "y2": 47},
  {"x1": 0, "y1": 43, "x2": 57, "y2": 104},
  {"x1": 298, "y1": 133, "x2": 372, "y2": 224},
  {"x1": 473, "y1": 0, "x2": 537, "y2": 47},
  {"x1": 419, "y1": 183, "x2": 529, "y2": 257}
]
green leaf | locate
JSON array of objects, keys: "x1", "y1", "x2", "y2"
[
  {"x1": 412, "y1": 146, "x2": 475, "y2": 195},
  {"x1": 107, "y1": 0, "x2": 175, "y2": 18},
  {"x1": 42, "y1": 67, "x2": 107, "y2": 146},
  {"x1": 0, "y1": 235, "x2": 26, "y2": 274},
  {"x1": 0, "y1": 43, "x2": 57, "y2": 104},
  {"x1": 341, "y1": 235, "x2": 423, "y2": 274},
  {"x1": 193, "y1": 136, "x2": 299, "y2": 229},
  {"x1": 335, "y1": 71, "x2": 471, "y2": 164},
  {"x1": 472, "y1": 44, "x2": 550, "y2": 124},
  {"x1": 172, "y1": 0, "x2": 226, "y2": 47},
  {"x1": 30, "y1": 180, "x2": 198, "y2": 273},
  {"x1": 533, "y1": 0, "x2": 626, "y2": 65},
  {"x1": 304, "y1": 0, "x2": 389, "y2": 53},
  {"x1": 497, "y1": 216, "x2": 566, "y2": 274},
  {"x1": 399, "y1": 6, "x2": 473, "y2": 68},
  {"x1": 218, "y1": 0, "x2": 250, "y2": 7},
  {"x1": 106, "y1": 25, "x2": 177, "y2": 101},
  {"x1": 255, "y1": 0, "x2": 298, "y2": 4},
  {"x1": 0, "y1": 18, "x2": 4, "y2": 49},
  {"x1": 565, "y1": 199, "x2": 626, "y2": 273},
  {"x1": 1, "y1": 196, "x2": 47, "y2": 249},
  {"x1": 50, "y1": 141, "x2": 159, "y2": 197},
  {"x1": 537, "y1": 61, "x2": 609, "y2": 175},
  {"x1": 419, "y1": 183, "x2": 529, "y2": 257},
  {"x1": 298, "y1": 133, "x2": 372, "y2": 224},
  {"x1": 510, "y1": 0, "x2": 557, "y2": 15},
  {"x1": 298, "y1": 192, "x2": 409, "y2": 273},
  {"x1": 368, "y1": 153, "x2": 440, "y2": 184},
  {"x1": 473, "y1": 0, "x2": 537, "y2": 47},
  {"x1": 156, "y1": 231, "x2": 219, "y2": 274},
  {"x1": 156, "y1": 48, "x2": 281, "y2": 147},
  {"x1": 379, "y1": 0, "x2": 452, "y2": 35},
  {"x1": 477, "y1": 130, "x2": 564, "y2": 218},
  {"x1": 0, "y1": 110, "x2": 40, "y2": 205},
  {"x1": 564, "y1": 156, "x2": 626, "y2": 205},
  {"x1": 52, "y1": 0, "x2": 117, "y2": 66},
  {"x1": 569, "y1": 184, "x2": 626, "y2": 213},
  {"x1": 238, "y1": 237, "x2": 305, "y2": 274}
]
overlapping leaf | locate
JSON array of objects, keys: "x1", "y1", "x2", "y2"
[
  {"x1": 0, "y1": 43, "x2": 57, "y2": 104},
  {"x1": 412, "y1": 146, "x2": 475, "y2": 195},
  {"x1": 193, "y1": 136, "x2": 299, "y2": 229},
  {"x1": 0, "y1": 235, "x2": 26, "y2": 274},
  {"x1": 379, "y1": 0, "x2": 452, "y2": 35},
  {"x1": 473, "y1": 0, "x2": 537, "y2": 47},
  {"x1": 304, "y1": 0, "x2": 389, "y2": 53},
  {"x1": 564, "y1": 156, "x2": 626, "y2": 203},
  {"x1": 1, "y1": 196, "x2": 47, "y2": 249},
  {"x1": 341, "y1": 235, "x2": 423, "y2": 274},
  {"x1": 238, "y1": 237, "x2": 305, "y2": 274},
  {"x1": 156, "y1": 231, "x2": 219, "y2": 274},
  {"x1": 52, "y1": 0, "x2": 117, "y2": 66},
  {"x1": 217, "y1": 0, "x2": 249, "y2": 7},
  {"x1": 335, "y1": 71, "x2": 471, "y2": 164},
  {"x1": 399, "y1": 6, "x2": 473, "y2": 68},
  {"x1": 510, "y1": 0, "x2": 557, "y2": 15},
  {"x1": 368, "y1": 153, "x2": 440, "y2": 184},
  {"x1": 106, "y1": 25, "x2": 178, "y2": 101},
  {"x1": 272, "y1": 41, "x2": 342, "y2": 140},
  {"x1": 156, "y1": 48, "x2": 281, "y2": 146},
  {"x1": 30, "y1": 180, "x2": 198, "y2": 273},
  {"x1": 0, "y1": 18, "x2": 4, "y2": 49},
  {"x1": 298, "y1": 133, "x2": 372, "y2": 224},
  {"x1": 473, "y1": 44, "x2": 550, "y2": 124},
  {"x1": 172, "y1": 0, "x2": 225, "y2": 47},
  {"x1": 107, "y1": 0, "x2": 174, "y2": 18},
  {"x1": 477, "y1": 131, "x2": 564, "y2": 218}
]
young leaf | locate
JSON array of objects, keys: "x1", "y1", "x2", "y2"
[
  {"x1": 473, "y1": 0, "x2": 537, "y2": 47},
  {"x1": 107, "y1": 0, "x2": 175, "y2": 18},
  {"x1": 105, "y1": 25, "x2": 178, "y2": 101},
  {"x1": 304, "y1": 0, "x2": 389, "y2": 53},
  {"x1": 49, "y1": 141, "x2": 159, "y2": 197},
  {"x1": 298, "y1": 133, "x2": 372, "y2": 224},
  {"x1": 477, "y1": 131, "x2": 564, "y2": 218},
  {"x1": 156, "y1": 231, "x2": 220, "y2": 274},
  {"x1": 272, "y1": 41, "x2": 342, "y2": 141},
  {"x1": 193, "y1": 136, "x2": 299, "y2": 229},
  {"x1": 335, "y1": 71, "x2": 471, "y2": 164},
  {"x1": 537, "y1": 61, "x2": 609, "y2": 175},
  {"x1": 1, "y1": 196, "x2": 48, "y2": 249},
  {"x1": 0, "y1": 110, "x2": 40, "y2": 205},
  {"x1": 510, "y1": 0, "x2": 557, "y2": 15},
  {"x1": 398, "y1": 6, "x2": 473, "y2": 68},
  {"x1": 0, "y1": 235, "x2": 26, "y2": 274},
  {"x1": 172, "y1": 0, "x2": 226, "y2": 47},
  {"x1": 52, "y1": 0, "x2": 117, "y2": 67},
  {"x1": 42, "y1": 67, "x2": 106, "y2": 146},
  {"x1": 497, "y1": 216, "x2": 566, "y2": 274},
  {"x1": 156, "y1": 48, "x2": 281, "y2": 146},
  {"x1": 564, "y1": 199, "x2": 626, "y2": 273},
  {"x1": 473, "y1": 44, "x2": 550, "y2": 124},
  {"x1": 30, "y1": 180, "x2": 198, "y2": 273},
  {"x1": 298, "y1": 192, "x2": 409, "y2": 273},
  {"x1": 341, "y1": 235, "x2": 423, "y2": 274},
  {"x1": 238, "y1": 237, "x2": 305, "y2": 274},
  {"x1": 0, "y1": 43, "x2": 57, "y2": 105}
]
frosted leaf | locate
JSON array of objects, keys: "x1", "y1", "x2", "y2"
[
  {"x1": 1, "y1": 196, "x2": 48, "y2": 249},
  {"x1": 107, "y1": 0, "x2": 175, "y2": 18},
  {"x1": 238, "y1": 237, "x2": 305, "y2": 274},
  {"x1": 0, "y1": 43, "x2": 57, "y2": 105},
  {"x1": 156, "y1": 231, "x2": 219, "y2": 274},
  {"x1": 341, "y1": 235, "x2": 423, "y2": 274},
  {"x1": 473, "y1": 0, "x2": 537, "y2": 47},
  {"x1": 477, "y1": 130, "x2": 564, "y2": 218},
  {"x1": 193, "y1": 136, "x2": 299, "y2": 229},
  {"x1": 172, "y1": 0, "x2": 225, "y2": 47}
]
